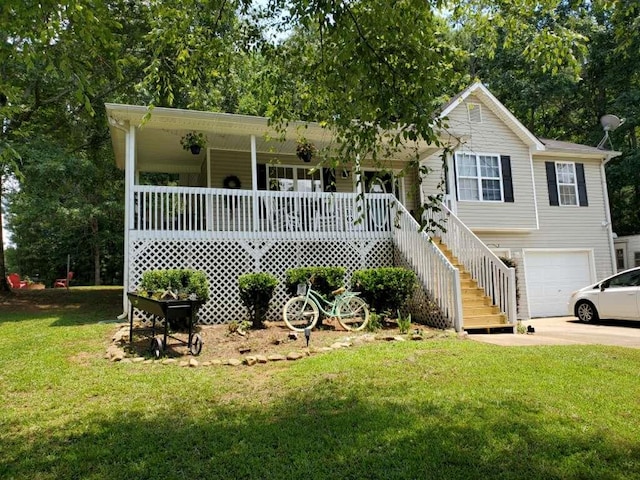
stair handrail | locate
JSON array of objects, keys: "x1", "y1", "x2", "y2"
[
  {"x1": 392, "y1": 200, "x2": 463, "y2": 331},
  {"x1": 424, "y1": 203, "x2": 517, "y2": 325}
]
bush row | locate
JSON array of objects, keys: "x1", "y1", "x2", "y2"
[{"x1": 238, "y1": 266, "x2": 417, "y2": 328}]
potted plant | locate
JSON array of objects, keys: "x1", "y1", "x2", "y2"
[
  {"x1": 180, "y1": 131, "x2": 207, "y2": 155},
  {"x1": 296, "y1": 141, "x2": 316, "y2": 163}
]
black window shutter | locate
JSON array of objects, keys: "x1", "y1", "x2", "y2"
[
  {"x1": 576, "y1": 163, "x2": 588, "y2": 207},
  {"x1": 257, "y1": 163, "x2": 267, "y2": 190},
  {"x1": 500, "y1": 155, "x2": 514, "y2": 202},
  {"x1": 545, "y1": 162, "x2": 559, "y2": 206},
  {"x1": 452, "y1": 156, "x2": 459, "y2": 200},
  {"x1": 322, "y1": 168, "x2": 336, "y2": 192}
]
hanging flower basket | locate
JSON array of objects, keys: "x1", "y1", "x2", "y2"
[
  {"x1": 180, "y1": 132, "x2": 207, "y2": 155},
  {"x1": 296, "y1": 141, "x2": 316, "y2": 163}
]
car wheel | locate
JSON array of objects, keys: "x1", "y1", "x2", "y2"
[{"x1": 576, "y1": 301, "x2": 598, "y2": 323}]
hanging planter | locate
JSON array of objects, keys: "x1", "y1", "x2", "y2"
[
  {"x1": 296, "y1": 141, "x2": 316, "y2": 163},
  {"x1": 180, "y1": 131, "x2": 207, "y2": 155}
]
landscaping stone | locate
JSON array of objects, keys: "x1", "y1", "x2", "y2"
[
  {"x1": 189, "y1": 358, "x2": 199, "y2": 368},
  {"x1": 179, "y1": 360, "x2": 189, "y2": 367},
  {"x1": 330, "y1": 342, "x2": 345, "y2": 349},
  {"x1": 267, "y1": 354, "x2": 286, "y2": 362},
  {"x1": 238, "y1": 346, "x2": 252, "y2": 354},
  {"x1": 132, "y1": 357, "x2": 145, "y2": 363},
  {"x1": 225, "y1": 358, "x2": 242, "y2": 366},
  {"x1": 162, "y1": 358, "x2": 177, "y2": 365},
  {"x1": 286, "y1": 351, "x2": 304, "y2": 361},
  {"x1": 244, "y1": 356, "x2": 257, "y2": 366},
  {"x1": 411, "y1": 334, "x2": 423, "y2": 341},
  {"x1": 143, "y1": 359, "x2": 154, "y2": 364},
  {"x1": 318, "y1": 347, "x2": 333, "y2": 352},
  {"x1": 394, "y1": 336, "x2": 406, "y2": 342},
  {"x1": 211, "y1": 359, "x2": 222, "y2": 366},
  {"x1": 255, "y1": 355, "x2": 268, "y2": 364},
  {"x1": 377, "y1": 335, "x2": 397, "y2": 342}
]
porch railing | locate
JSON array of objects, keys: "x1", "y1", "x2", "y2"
[
  {"x1": 392, "y1": 202, "x2": 463, "y2": 331},
  {"x1": 425, "y1": 204, "x2": 517, "y2": 325},
  {"x1": 131, "y1": 186, "x2": 393, "y2": 238}
]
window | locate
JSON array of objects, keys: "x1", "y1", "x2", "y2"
[
  {"x1": 467, "y1": 103, "x2": 482, "y2": 123},
  {"x1": 455, "y1": 153, "x2": 503, "y2": 201},
  {"x1": 546, "y1": 161, "x2": 588, "y2": 207},
  {"x1": 555, "y1": 162, "x2": 578, "y2": 206},
  {"x1": 267, "y1": 166, "x2": 322, "y2": 192},
  {"x1": 616, "y1": 248, "x2": 625, "y2": 270},
  {"x1": 606, "y1": 269, "x2": 640, "y2": 288},
  {"x1": 634, "y1": 252, "x2": 640, "y2": 268}
]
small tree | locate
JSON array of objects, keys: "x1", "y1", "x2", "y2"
[{"x1": 238, "y1": 272, "x2": 278, "y2": 329}]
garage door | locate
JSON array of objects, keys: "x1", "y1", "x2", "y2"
[{"x1": 524, "y1": 250, "x2": 593, "y2": 317}]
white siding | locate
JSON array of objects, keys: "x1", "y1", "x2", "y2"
[
  {"x1": 425, "y1": 93, "x2": 538, "y2": 230},
  {"x1": 614, "y1": 235, "x2": 640, "y2": 270},
  {"x1": 475, "y1": 156, "x2": 613, "y2": 318}
]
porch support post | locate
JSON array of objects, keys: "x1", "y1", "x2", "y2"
[
  {"x1": 508, "y1": 267, "x2": 517, "y2": 324},
  {"x1": 251, "y1": 135, "x2": 258, "y2": 231},
  {"x1": 206, "y1": 147, "x2": 211, "y2": 188},
  {"x1": 452, "y1": 268, "x2": 463, "y2": 332},
  {"x1": 123, "y1": 123, "x2": 136, "y2": 315}
]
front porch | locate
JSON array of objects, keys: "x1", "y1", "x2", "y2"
[{"x1": 107, "y1": 103, "x2": 516, "y2": 332}]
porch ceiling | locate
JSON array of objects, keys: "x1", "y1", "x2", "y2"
[{"x1": 106, "y1": 103, "x2": 436, "y2": 173}]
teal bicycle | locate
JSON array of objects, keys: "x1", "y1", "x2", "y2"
[{"x1": 283, "y1": 280, "x2": 370, "y2": 332}]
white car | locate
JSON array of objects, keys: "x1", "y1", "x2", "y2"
[{"x1": 568, "y1": 267, "x2": 640, "y2": 322}]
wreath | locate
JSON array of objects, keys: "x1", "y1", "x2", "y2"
[{"x1": 223, "y1": 175, "x2": 241, "y2": 189}]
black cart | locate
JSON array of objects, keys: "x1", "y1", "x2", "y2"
[{"x1": 127, "y1": 293, "x2": 204, "y2": 358}]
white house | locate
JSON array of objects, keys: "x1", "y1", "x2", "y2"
[
  {"x1": 106, "y1": 82, "x2": 619, "y2": 331},
  {"x1": 421, "y1": 83, "x2": 620, "y2": 318},
  {"x1": 613, "y1": 235, "x2": 640, "y2": 272}
]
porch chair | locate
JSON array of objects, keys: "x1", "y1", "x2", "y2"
[
  {"x1": 7, "y1": 273, "x2": 27, "y2": 289},
  {"x1": 54, "y1": 272, "x2": 74, "y2": 288},
  {"x1": 262, "y1": 197, "x2": 300, "y2": 232}
]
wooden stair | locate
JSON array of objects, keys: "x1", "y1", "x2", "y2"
[{"x1": 433, "y1": 238, "x2": 513, "y2": 332}]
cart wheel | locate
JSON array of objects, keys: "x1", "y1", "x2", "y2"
[
  {"x1": 191, "y1": 334, "x2": 203, "y2": 356},
  {"x1": 150, "y1": 337, "x2": 163, "y2": 359}
]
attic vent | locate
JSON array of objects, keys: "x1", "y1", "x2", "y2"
[{"x1": 467, "y1": 103, "x2": 482, "y2": 123}]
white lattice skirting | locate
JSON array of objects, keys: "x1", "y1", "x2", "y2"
[
  {"x1": 128, "y1": 237, "x2": 452, "y2": 328},
  {"x1": 129, "y1": 237, "x2": 394, "y2": 324}
]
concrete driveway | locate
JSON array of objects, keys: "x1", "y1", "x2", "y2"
[{"x1": 468, "y1": 316, "x2": 640, "y2": 348}]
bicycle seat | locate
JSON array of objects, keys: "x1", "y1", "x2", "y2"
[{"x1": 332, "y1": 287, "x2": 346, "y2": 295}]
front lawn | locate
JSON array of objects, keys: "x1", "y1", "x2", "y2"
[{"x1": 1, "y1": 287, "x2": 639, "y2": 479}]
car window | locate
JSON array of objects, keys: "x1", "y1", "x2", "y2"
[{"x1": 607, "y1": 270, "x2": 640, "y2": 288}]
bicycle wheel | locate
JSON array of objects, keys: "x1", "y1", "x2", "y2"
[
  {"x1": 283, "y1": 296, "x2": 319, "y2": 332},
  {"x1": 336, "y1": 296, "x2": 370, "y2": 331}
]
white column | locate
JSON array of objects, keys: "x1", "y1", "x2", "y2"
[
  {"x1": 123, "y1": 123, "x2": 135, "y2": 314},
  {"x1": 206, "y1": 147, "x2": 211, "y2": 188},
  {"x1": 251, "y1": 135, "x2": 258, "y2": 231}
]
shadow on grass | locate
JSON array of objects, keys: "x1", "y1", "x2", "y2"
[
  {"x1": 0, "y1": 288, "x2": 124, "y2": 326},
  {"x1": 1, "y1": 392, "x2": 638, "y2": 480}
]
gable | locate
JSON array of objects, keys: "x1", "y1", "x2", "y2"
[{"x1": 439, "y1": 83, "x2": 545, "y2": 151}]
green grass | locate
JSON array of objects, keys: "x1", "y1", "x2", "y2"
[{"x1": 1, "y1": 287, "x2": 639, "y2": 479}]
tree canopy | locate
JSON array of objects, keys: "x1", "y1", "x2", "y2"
[{"x1": 1, "y1": 0, "x2": 638, "y2": 289}]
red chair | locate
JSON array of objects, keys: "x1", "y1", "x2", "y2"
[
  {"x1": 7, "y1": 273, "x2": 27, "y2": 289},
  {"x1": 54, "y1": 272, "x2": 74, "y2": 288}
]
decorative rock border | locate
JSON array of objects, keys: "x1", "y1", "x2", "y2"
[{"x1": 105, "y1": 324, "x2": 451, "y2": 367}]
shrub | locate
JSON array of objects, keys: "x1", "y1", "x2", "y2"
[
  {"x1": 284, "y1": 266, "x2": 345, "y2": 298},
  {"x1": 499, "y1": 256, "x2": 520, "y2": 313},
  {"x1": 238, "y1": 272, "x2": 278, "y2": 329},
  {"x1": 139, "y1": 269, "x2": 210, "y2": 302},
  {"x1": 352, "y1": 267, "x2": 417, "y2": 316}
]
